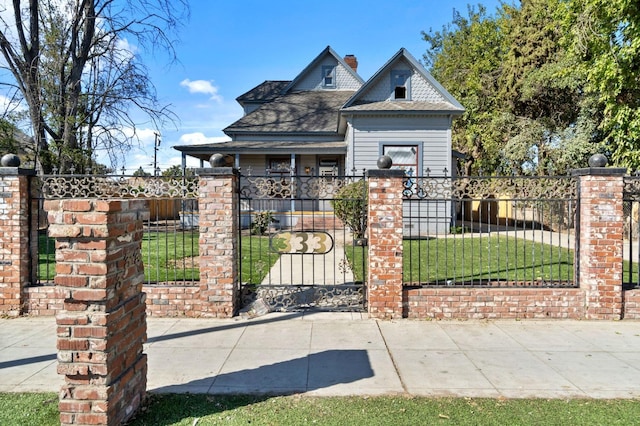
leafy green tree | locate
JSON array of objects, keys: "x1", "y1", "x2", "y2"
[
  {"x1": 162, "y1": 165, "x2": 195, "y2": 177},
  {"x1": 423, "y1": 5, "x2": 510, "y2": 176},
  {"x1": 424, "y1": 2, "x2": 602, "y2": 176},
  {"x1": 564, "y1": 0, "x2": 640, "y2": 170},
  {"x1": 499, "y1": 0, "x2": 599, "y2": 175},
  {"x1": 0, "y1": 119, "x2": 20, "y2": 155},
  {"x1": 133, "y1": 167, "x2": 151, "y2": 177}
]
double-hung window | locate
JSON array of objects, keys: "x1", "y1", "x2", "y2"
[{"x1": 382, "y1": 145, "x2": 419, "y2": 176}]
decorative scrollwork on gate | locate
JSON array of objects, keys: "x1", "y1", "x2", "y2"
[
  {"x1": 241, "y1": 284, "x2": 365, "y2": 311},
  {"x1": 403, "y1": 176, "x2": 577, "y2": 201},
  {"x1": 39, "y1": 175, "x2": 199, "y2": 199},
  {"x1": 239, "y1": 175, "x2": 363, "y2": 199}
]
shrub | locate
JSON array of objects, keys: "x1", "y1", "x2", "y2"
[
  {"x1": 331, "y1": 180, "x2": 368, "y2": 239},
  {"x1": 251, "y1": 210, "x2": 274, "y2": 235}
]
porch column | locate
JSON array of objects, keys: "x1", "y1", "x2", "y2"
[
  {"x1": 573, "y1": 158, "x2": 626, "y2": 320},
  {"x1": 197, "y1": 164, "x2": 239, "y2": 317},
  {"x1": 367, "y1": 164, "x2": 405, "y2": 319},
  {"x1": 0, "y1": 158, "x2": 35, "y2": 316}
]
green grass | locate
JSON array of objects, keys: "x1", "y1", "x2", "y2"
[
  {"x1": 347, "y1": 235, "x2": 575, "y2": 284},
  {"x1": 0, "y1": 393, "x2": 59, "y2": 426},
  {"x1": 623, "y1": 259, "x2": 640, "y2": 286},
  {"x1": 142, "y1": 232, "x2": 199, "y2": 282},
  {"x1": 4, "y1": 393, "x2": 640, "y2": 426},
  {"x1": 38, "y1": 233, "x2": 278, "y2": 285},
  {"x1": 38, "y1": 233, "x2": 56, "y2": 281},
  {"x1": 240, "y1": 235, "x2": 280, "y2": 284}
]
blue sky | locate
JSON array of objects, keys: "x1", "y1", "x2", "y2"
[{"x1": 109, "y1": 1, "x2": 504, "y2": 173}]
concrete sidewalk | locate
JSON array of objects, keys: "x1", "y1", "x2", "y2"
[{"x1": 2, "y1": 314, "x2": 640, "y2": 398}]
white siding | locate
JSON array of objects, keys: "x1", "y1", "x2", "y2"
[
  {"x1": 350, "y1": 115, "x2": 452, "y2": 175},
  {"x1": 292, "y1": 57, "x2": 362, "y2": 91}
]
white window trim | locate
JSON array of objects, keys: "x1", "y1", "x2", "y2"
[
  {"x1": 322, "y1": 65, "x2": 336, "y2": 88},
  {"x1": 391, "y1": 69, "x2": 411, "y2": 100},
  {"x1": 379, "y1": 142, "x2": 422, "y2": 176}
]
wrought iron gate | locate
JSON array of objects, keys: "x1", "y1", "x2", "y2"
[{"x1": 238, "y1": 173, "x2": 366, "y2": 311}]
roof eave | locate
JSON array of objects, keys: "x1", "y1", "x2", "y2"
[{"x1": 340, "y1": 109, "x2": 465, "y2": 116}]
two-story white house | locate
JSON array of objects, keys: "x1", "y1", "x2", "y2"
[
  {"x1": 175, "y1": 46, "x2": 464, "y2": 234},
  {"x1": 175, "y1": 45, "x2": 464, "y2": 179}
]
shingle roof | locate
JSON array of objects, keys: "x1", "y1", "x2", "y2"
[
  {"x1": 173, "y1": 140, "x2": 347, "y2": 161},
  {"x1": 224, "y1": 90, "x2": 355, "y2": 134},
  {"x1": 341, "y1": 100, "x2": 464, "y2": 113},
  {"x1": 236, "y1": 80, "x2": 290, "y2": 104}
]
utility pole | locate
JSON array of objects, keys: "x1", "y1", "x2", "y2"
[{"x1": 153, "y1": 131, "x2": 161, "y2": 176}]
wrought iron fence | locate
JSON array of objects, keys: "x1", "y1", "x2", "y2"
[
  {"x1": 31, "y1": 174, "x2": 200, "y2": 286},
  {"x1": 623, "y1": 176, "x2": 640, "y2": 288},
  {"x1": 238, "y1": 174, "x2": 367, "y2": 311},
  {"x1": 401, "y1": 175, "x2": 578, "y2": 288}
]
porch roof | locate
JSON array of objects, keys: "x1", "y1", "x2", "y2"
[{"x1": 174, "y1": 140, "x2": 347, "y2": 161}]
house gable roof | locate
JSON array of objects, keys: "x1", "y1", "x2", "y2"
[
  {"x1": 224, "y1": 90, "x2": 354, "y2": 135},
  {"x1": 284, "y1": 46, "x2": 364, "y2": 92},
  {"x1": 341, "y1": 48, "x2": 464, "y2": 114}
]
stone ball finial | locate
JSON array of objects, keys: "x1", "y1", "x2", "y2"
[
  {"x1": 377, "y1": 155, "x2": 393, "y2": 170},
  {"x1": 209, "y1": 153, "x2": 226, "y2": 167},
  {"x1": 1, "y1": 153, "x2": 20, "y2": 167},
  {"x1": 588, "y1": 153, "x2": 608, "y2": 168}
]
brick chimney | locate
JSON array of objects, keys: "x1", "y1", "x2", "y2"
[{"x1": 344, "y1": 54, "x2": 358, "y2": 72}]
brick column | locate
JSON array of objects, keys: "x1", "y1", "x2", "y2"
[
  {"x1": 0, "y1": 166, "x2": 35, "y2": 316},
  {"x1": 45, "y1": 199, "x2": 148, "y2": 426},
  {"x1": 367, "y1": 169, "x2": 405, "y2": 319},
  {"x1": 197, "y1": 167, "x2": 239, "y2": 317},
  {"x1": 573, "y1": 167, "x2": 626, "y2": 320}
]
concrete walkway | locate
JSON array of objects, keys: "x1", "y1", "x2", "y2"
[
  {"x1": 261, "y1": 231, "x2": 354, "y2": 285},
  {"x1": 2, "y1": 314, "x2": 640, "y2": 398}
]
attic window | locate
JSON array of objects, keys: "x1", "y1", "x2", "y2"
[
  {"x1": 392, "y1": 70, "x2": 411, "y2": 100},
  {"x1": 322, "y1": 65, "x2": 336, "y2": 88}
]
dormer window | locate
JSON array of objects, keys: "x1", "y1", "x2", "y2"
[
  {"x1": 322, "y1": 65, "x2": 336, "y2": 88},
  {"x1": 392, "y1": 70, "x2": 411, "y2": 100}
]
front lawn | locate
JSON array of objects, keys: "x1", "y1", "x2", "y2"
[
  {"x1": 3, "y1": 393, "x2": 640, "y2": 426},
  {"x1": 346, "y1": 235, "x2": 576, "y2": 285},
  {"x1": 37, "y1": 233, "x2": 278, "y2": 285}
]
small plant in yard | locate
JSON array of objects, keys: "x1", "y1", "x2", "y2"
[
  {"x1": 331, "y1": 180, "x2": 368, "y2": 239},
  {"x1": 450, "y1": 225, "x2": 469, "y2": 234},
  {"x1": 251, "y1": 210, "x2": 274, "y2": 235}
]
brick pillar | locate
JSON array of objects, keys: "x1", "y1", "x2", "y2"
[
  {"x1": 367, "y1": 169, "x2": 405, "y2": 319},
  {"x1": 573, "y1": 167, "x2": 626, "y2": 320},
  {"x1": 0, "y1": 167, "x2": 35, "y2": 316},
  {"x1": 197, "y1": 167, "x2": 239, "y2": 317},
  {"x1": 45, "y1": 199, "x2": 148, "y2": 426}
]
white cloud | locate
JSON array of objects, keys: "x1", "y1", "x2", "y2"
[
  {"x1": 116, "y1": 37, "x2": 138, "y2": 56},
  {"x1": 180, "y1": 79, "x2": 223, "y2": 102},
  {"x1": 176, "y1": 132, "x2": 230, "y2": 146}
]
